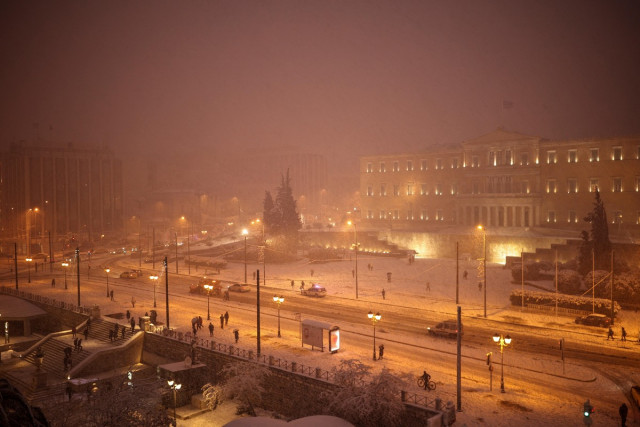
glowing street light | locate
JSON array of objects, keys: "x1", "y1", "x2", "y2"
[
  {"x1": 347, "y1": 220, "x2": 359, "y2": 299},
  {"x1": 273, "y1": 295, "x2": 284, "y2": 337},
  {"x1": 477, "y1": 225, "x2": 487, "y2": 318},
  {"x1": 204, "y1": 283, "x2": 213, "y2": 320},
  {"x1": 367, "y1": 311, "x2": 381, "y2": 361},
  {"x1": 104, "y1": 268, "x2": 110, "y2": 298},
  {"x1": 149, "y1": 275, "x2": 159, "y2": 308},
  {"x1": 242, "y1": 228, "x2": 249, "y2": 283},
  {"x1": 492, "y1": 333, "x2": 512, "y2": 393},
  {"x1": 167, "y1": 379, "x2": 182, "y2": 421},
  {"x1": 62, "y1": 262, "x2": 69, "y2": 290},
  {"x1": 25, "y1": 258, "x2": 32, "y2": 283}
]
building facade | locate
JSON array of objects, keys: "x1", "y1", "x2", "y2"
[
  {"x1": 0, "y1": 141, "x2": 123, "y2": 251},
  {"x1": 360, "y1": 129, "x2": 640, "y2": 239}
]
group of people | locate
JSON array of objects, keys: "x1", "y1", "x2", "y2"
[
  {"x1": 109, "y1": 323, "x2": 126, "y2": 342},
  {"x1": 607, "y1": 326, "x2": 631, "y2": 341}
]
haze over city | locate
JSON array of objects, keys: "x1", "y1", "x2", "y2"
[{"x1": 2, "y1": 0, "x2": 640, "y2": 202}]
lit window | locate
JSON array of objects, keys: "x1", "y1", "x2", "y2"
[
  {"x1": 452, "y1": 158, "x2": 458, "y2": 169},
  {"x1": 380, "y1": 162, "x2": 386, "y2": 172},
  {"x1": 568, "y1": 179, "x2": 577, "y2": 194},
  {"x1": 380, "y1": 184, "x2": 386, "y2": 196},
  {"x1": 612, "y1": 211, "x2": 622, "y2": 224},
  {"x1": 436, "y1": 210, "x2": 443, "y2": 221},
  {"x1": 367, "y1": 163, "x2": 373, "y2": 173},
  {"x1": 505, "y1": 150, "x2": 512, "y2": 165},
  {"x1": 407, "y1": 184, "x2": 414, "y2": 196},
  {"x1": 612, "y1": 146, "x2": 622, "y2": 161},
  {"x1": 637, "y1": 212, "x2": 640, "y2": 225},
  {"x1": 472, "y1": 156, "x2": 479, "y2": 168},
  {"x1": 421, "y1": 210, "x2": 428, "y2": 220},
  {"x1": 406, "y1": 210, "x2": 413, "y2": 220},
  {"x1": 489, "y1": 151, "x2": 495, "y2": 166},
  {"x1": 435, "y1": 183, "x2": 442, "y2": 195},
  {"x1": 367, "y1": 186, "x2": 373, "y2": 196},
  {"x1": 421, "y1": 184, "x2": 428, "y2": 195},
  {"x1": 451, "y1": 183, "x2": 457, "y2": 195},
  {"x1": 367, "y1": 210, "x2": 373, "y2": 219},
  {"x1": 379, "y1": 211, "x2": 386, "y2": 219},
  {"x1": 393, "y1": 185, "x2": 399, "y2": 196},
  {"x1": 393, "y1": 210, "x2": 399, "y2": 220},
  {"x1": 421, "y1": 159, "x2": 427, "y2": 170},
  {"x1": 589, "y1": 148, "x2": 599, "y2": 162},
  {"x1": 547, "y1": 151, "x2": 557, "y2": 164},
  {"x1": 612, "y1": 177, "x2": 622, "y2": 192},
  {"x1": 473, "y1": 182, "x2": 479, "y2": 194},
  {"x1": 393, "y1": 161, "x2": 399, "y2": 172},
  {"x1": 407, "y1": 160, "x2": 413, "y2": 171},
  {"x1": 520, "y1": 153, "x2": 529, "y2": 166},
  {"x1": 589, "y1": 179, "x2": 599, "y2": 192},
  {"x1": 568, "y1": 211, "x2": 577, "y2": 223},
  {"x1": 521, "y1": 181, "x2": 529, "y2": 194},
  {"x1": 568, "y1": 150, "x2": 577, "y2": 163},
  {"x1": 547, "y1": 180, "x2": 557, "y2": 194},
  {"x1": 547, "y1": 211, "x2": 556, "y2": 223},
  {"x1": 436, "y1": 159, "x2": 442, "y2": 170},
  {"x1": 636, "y1": 176, "x2": 640, "y2": 192}
]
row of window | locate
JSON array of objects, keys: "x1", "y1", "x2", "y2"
[
  {"x1": 366, "y1": 146, "x2": 640, "y2": 173},
  {"x1": 366, "y1": 177, "x2": 640, "y2": 197},
  {"x1": 547, "y1": 211, "x2": 637, "y2": 224}
]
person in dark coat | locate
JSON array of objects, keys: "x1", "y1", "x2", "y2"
[
  {"x1": 208, "y1": 322, "x2": 214, "y2": 337},
  {"x1": 77, "y1": 339, "x2": 82, "y2": 351},
  {"x1": 130, "y1": 317, "x2": 136, "y2": 333},
  {"x1": 73, "y1": 337, "x2": 78, "y2": 350},
  {"x1": 109, "y1": 330, "x2": 113, "y2": 342},
  {"x1": 126, "y1": 310, "x2": 130, "y2": 320},
  {"x1": 234, "y1": 329, "x2": 239, "y2": 343},
  {"x1": 621, "y1": 327, "x2": 627, "y2": 342},
  {"x1": 378, "y1": 344, "x2": 385, "y2": 359},
  {"x1": 110, "y1": 289, "x2": 114, "y2": 301},
  {"x1": 66, "y1": 383, "x2": 73, "y2": 401},
  {"x1": 224, "y1": 311, "x2": 229, "y2": 326},
  {"x1": 121, "y1": 326, "x2": 125, "y2": 339},
  {"x1": 619, "y1": 402, "x2": 628, "y2": 427},
  {"x1": 220, "y1": 314, "x2": 224, "y2": 329},
  {"x1": 84, "y1": 327, "x2": 89, "y2": 340},
  {"x1": 72, "y1": 326, "x2": 77, "y2": 338},
  {"x1": 608, "y1": 327, "x2": 615, "y2": 340}
]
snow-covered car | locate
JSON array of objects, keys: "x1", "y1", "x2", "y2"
[
  {"x1": 301, "y1": 284, "x2": 327, "y2": 297},
  {"x1": 227, "y1": 283, "x2": 250, "y2": 293},
  {"x1": 574, "y1": 313, "x2": 611, "y2": 328},
  {"x1": 428, "y1": 320, "x2": 462, "y2": 338}
]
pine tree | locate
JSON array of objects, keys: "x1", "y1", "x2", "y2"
[
  {"x1": 578, "y1": 188, "x2": 611, "y2": 274},
  {"x1": 262, "y1": 169, "x2": 301, "y2": 254},
  {"x1": 262, "y1": 191, "x2": 277, "y2": 234}
]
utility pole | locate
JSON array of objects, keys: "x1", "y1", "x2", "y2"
[
  {"x1": 165, "y1": 257, "x2": 170, "y2": 329},
  {"x1": 76, "y1": 247, "x2": 81, "y2": 306},
  {"x1": 456, "y1": 305, "x2": 462, "y2": 412},
  {"x1": 14, "y1": 243, "x2": 18, "y2": 290},
  {"x1": 257, "y1": 269, "x2": 261, "y2": 356},
  {"x1": 455, "y1": 242, "x2": 459, "y2": 305}
]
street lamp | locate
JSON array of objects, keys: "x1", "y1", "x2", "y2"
[
  {"x1": 252, "y1": 219, "x2": 266, "y2": 286},
  {"x1": 25, "y1": 258, "x2": 32, "y2": 283},
  {"x1": 62, "y1": 262, "x2": 69, "y2": 290},
  {"x1": 347, "y1": 220, "x2": 359, "y2": 299},
  {"x1": 167, "y1": 379, "x2": 182, "y2": 421},
  {"x1": 204, "y1": 283, "x2": 213, "y2": 320},
  {"x1": 180, "y1": 216, "x2": 191, "y2": 275},
  {"x1": 150, "y1": 275, "x2": 158, "y2": 308},
  {"x1": 104, "y1": 268, "x2": 110, "y2": 298},
  {"x1": 242, "y1": 228, "x2": 248, "y2": 283},
  {"x1": 273, "y1": 295, "x2": 284, "y2": 337},
  {"x1": 367, "y1": 311, "x2": 381, "y2": 361},
  {"x1": 492, "y1": 333, "x2": 512, "y2": 393},
  {"x1": 477, "y1": 225, "x2": 487, "y2": 318}
]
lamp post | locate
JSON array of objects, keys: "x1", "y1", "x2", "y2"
[
  {"x1": 180, "y1": 216, "x2": 191, "y2": 275},
  {"x1": 62, "y1": 262, "x2": 69, "y2": 290},
  {"x1": 367, "y1": 311, "x2": 381, "y2": 361},
  {"x1": 273, "y1": 295, "x2": 284, "y2": 337},
  {"x1": 25, "y1": 258, "x2": 32, "y2": 283},
  {"x1": 104, "y1": 268, "x2": 110, "y2": 298},
  {"x1": 492, "y1": 333, "x2": 512, "y2": 393},
  {"x1": 204, "y1": 283, "x2": 213, "y2": 320},
  {"x1": 477, "y1": 225, "x2": 487, "y2": 318},
  {"x1": 150, "y1": 275, "x2": 158, "y2": 308},
  {"x1": 252, "y1": 219, "x2": 266, "y2": 286},
  {"x1": 242, "y1": 228, "x2": 248, "y2": 283},
  {"x1": 347, "y1": 220, "x2": 359, "y2": 299},
  {"x1": 167, "y1": 379, "x2": 182, "y2": 421}
]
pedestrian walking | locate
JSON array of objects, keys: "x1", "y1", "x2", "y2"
[
  {"x1": 72, "y1": 326, "x2": 77, "y2": 338},
  {"x1": 426, "y1": 282, "x2": 430, "y2": 292},
  {"x1": 234, "y1": 329, "x2": 239, "y2": 343},
  {"x1": 126, "y1": 310, "x2": 130, "y2": 320},
  {"x1": 301, "y1": 280, "x2": 305, "y2": 288},
  {"x1": 224, "y1": 311, "x2": 229, "y2": 326},
  {"x1": 130, "y1": 317, "x2": 135, "y2": 333},
  {"x1": 114, "y1": 323, "x2": 119, "y2": 339},
  {"x1": 110, "y1": 290, "x2": 114, "y2": 301},
  {"x1": 621, "y1": 327, "x2": 627, "y2": 342},
  {"x1": 66, "y1": 383, "x2": 73, "y2": 401},
  {"x1": 73, "y1": 337, "x2": 78, "y2": 350},
  {"x1": 198, "y1": 316, "x2": 203, "y2": 330},
  {"x1": 208, "y1": 322, "x2": 214, "y2": 337},
  {"x1": 620, "y1": 402, "x2": 628, "y2": 427},
  {"x1": 291, "y1": 280, "x2": 294, "y2": 290},
  {"x1": 252, "y1": 270, "x2": 256, "y2": 280},
  {"x1": 52, "y1": 278, "x2": 56, "y2": 288},
  {"x1": 608, "y1": 326, "x2": 614, "y2": 340},
  {"x1": 84, "y1": 327, "x2": 89, "y2": 340},
  {"x1": 220, "y1": 314, "x2": 224, "y2": 329},
  {"x1": 77, "y1": 339, "x2": 82, "y2": 351},
  {"x1": 109, "y1": 330, "x2": 113, "y2": 342},
  {"x1": 378, "y1": 344, "x2": 384, "y2": 359},
  {"x1": 463, "y1": 270, "x2": 468, "y2": 279},
  {"x1": 121, "y1": 326, "x2": 125, "y2": 339},
  {"x1": 382, "y1": 288, "x2": 386, "y2": 300}
]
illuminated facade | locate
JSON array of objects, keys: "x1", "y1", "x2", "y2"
[
  {"x1": 360, "y1": 129, "x2": 640, "y2": 238},
  {"x1": 0, "y1": 141, "x2": 123, "y2": 249}
]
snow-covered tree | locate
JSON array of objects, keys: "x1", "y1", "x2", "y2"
[
  {"x1": 263, "y1": 169, "x2": 302, "y2": 254},
  {"x1": 321, "y1": 359, "x2": 406, "y2": 427},
  {"x1": 578, "y1": 188, "x2": 611, "y2": 274}
]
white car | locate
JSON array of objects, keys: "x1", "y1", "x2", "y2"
[{"x1": 301, "y1": 284, "x2": 327, "y2": 297}]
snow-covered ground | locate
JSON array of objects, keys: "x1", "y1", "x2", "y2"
[{"x1": 7, "y1": 245, "x2": 639, "y2": 426}]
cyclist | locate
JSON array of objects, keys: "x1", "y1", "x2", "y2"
[{"x1": 420, "y1": 371, "x2": 431, "y2": 390}]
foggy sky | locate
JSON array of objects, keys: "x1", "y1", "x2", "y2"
[{"x1": 1, "y1": 1, "x2": 639, "y2": 177}]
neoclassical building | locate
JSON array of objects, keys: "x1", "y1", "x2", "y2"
[{"x1": 360, "y1": 129, "x2": 640, "y2": 239}]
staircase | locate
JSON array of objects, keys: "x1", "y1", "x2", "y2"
[
  {"x1": 86, "y1": 318, "x2": 137, "y2": 344},
  {"x1": 23, "y1": 337, "x2": 90, "y2": 379}
]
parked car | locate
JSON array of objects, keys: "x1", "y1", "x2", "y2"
[
  {"x1": 631, "y1": 385, "x2": 640, "y2": 409},
  {"x1": 574, "y1": 313, "x2": 611, "y2": 328},
  {"x1": 189, "y1": 278, "x2": 222, "y2": 296},
  {"x1": 428, "y1": 320, "x2": 463, "y2": 338},
  {"x1": 227, "y1": 283, "x2": 250, "y2": 293},
  {"x1": 301, "y1": 283, "x2": 327, "y2": 297},
  {"x1": 120, "y1": 271, "x2": 137, "y2": 279}
]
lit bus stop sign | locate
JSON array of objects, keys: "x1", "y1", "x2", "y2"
[{"x1": 301, "y1": 319, "x2": 340, "y2": 353}]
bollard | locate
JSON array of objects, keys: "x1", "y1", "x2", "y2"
[
  {"x1": 291, "y1": 361, "x2": 297, "y2": 372},
  {"x1": 249, "y1": 350, "x2": 254, "y2": 360},
  {"x1": 315, "y1": 367, "x2": 322, "y2": 379},
  {"x1": 435, "y1": 397, "x2": 442, "y2": 411},
  {"x1": 229, "y1": 345, "x2": 234, "y2": 355},
  {"x1": 269, "y1": 355, "x2": 274, "y2": 366}
]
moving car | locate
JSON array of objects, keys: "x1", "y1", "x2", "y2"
[
  {"x1": 189, "y1": 278, "x2": 222, "y2": 296},
  {"x1": 227, "y1": 283, "x2": 250, "y2": 293},
  {"x1": 301, "y1": 283, "x2": 327, "y2": 297},
  {"x1": 574, "y1": 313, "x2": 611, "y2": 328},
  {"x1": 428, "y1": 320, "x2": 463, "y2": 338},
  {"x1": 120, "y1": 271, "x2": 137, "y2": 279}
]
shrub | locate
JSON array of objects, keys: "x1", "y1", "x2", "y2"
[{"x1": 557, "y1": 270, "x2": 582, "y2": 294}]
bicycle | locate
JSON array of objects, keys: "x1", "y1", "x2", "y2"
[{"x1": 417, "y1": 377, "x2": 436, "y2": 391}]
